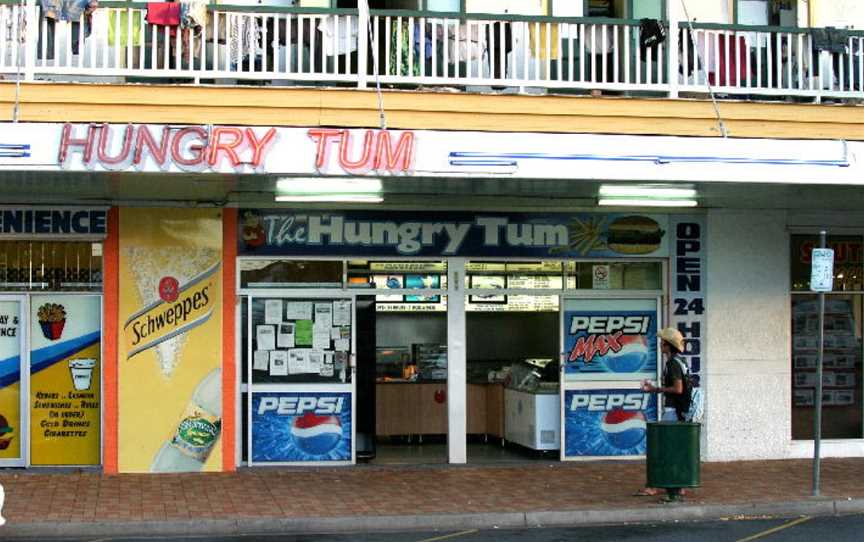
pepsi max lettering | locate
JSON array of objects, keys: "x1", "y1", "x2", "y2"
[
  {"x1": 569, "y1": 393, "x2": 650, "y2": 412},
  {"x1": 569, "y1": 316, "x2": 650, "y2": 334},
  {"x1": 256, "y1": 396, "x2": 344, "y2": 416}
]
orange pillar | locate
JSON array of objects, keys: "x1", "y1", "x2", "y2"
[
  {"x1": 222, "y1": 208, "x2": 237, "y2": 471},
  {"x1": 103, "y1": 207, "x2": 119, "y2": 473}
]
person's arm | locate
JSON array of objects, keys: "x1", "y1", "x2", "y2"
[{"x1": 644, "y1": 379, "x2": 682, "y2": 395}]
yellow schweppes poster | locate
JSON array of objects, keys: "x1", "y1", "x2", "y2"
[{"x1": 119, "y1": 209, "x2": 222, "y2": 473}]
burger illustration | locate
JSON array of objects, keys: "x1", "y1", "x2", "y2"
[
  {"x1": 607, "y1": 216, "x2": 665, "y2": 255},
  {"x1": 38, "y1": 303, "x2": 67, "y2": 341},
  {"x1": 0, "y1": 414, "x2": 13, "y2": 450}
]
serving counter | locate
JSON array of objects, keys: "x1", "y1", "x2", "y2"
[{"x1": 376, "y1": 381, "x2": 505, "y2": 439}]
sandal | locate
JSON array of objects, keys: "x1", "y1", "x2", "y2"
[{"x1": 632, "y1": 488, "x2": 662, "y2": 497}]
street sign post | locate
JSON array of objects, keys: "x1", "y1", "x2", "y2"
[{"x1": 810, "y1": 231, "x2": 833, "y2": 497}]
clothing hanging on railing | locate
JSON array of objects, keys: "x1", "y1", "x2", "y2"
[
  {"x1": 37, "y1": 0, "x2": 96, "y2": 58},
  {"x1": 317, "y1": 15, "x2": 358, "y2": 56},
  {"x1": 639, "y1": 19, "x2": 666, "y2": 62},
  {"x1": 446, "y1": 21, "x2": 486, "y2": 64},
  {"x1": 227, "y1": 12, "x2": 263, "y2": 64},
  {"x1": 811, "y1": 28, "x2": 848, "y2": 55},
  {"x1": 107, "y1": 9, "x2": 144, "y2": 47},
  {"x1": 179, "y1": 0, "x2": 208, "y2": 33},
  {"x1": 390, "y1": 19, "x2": 420, "y2": 76},
  {"x1": 527, "y1": 22, "x2": 559, "y2": 60}
]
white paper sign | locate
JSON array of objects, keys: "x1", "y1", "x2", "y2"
[
  {"x1": 289, "y1": 349, "x2": 308, "y2": 374},
  {"x1": 333, "y1": 300, "x2": 351, "y2": 325},
  {"x1": 278, "y1": 323, "x2": 295, "y2": 348},
  {"x1": 286, "y1": 302, "x2": 313, "y2": 320},
  {"x1": 253, "y1": 350, "x2": 270, "y2": 371},
  {"x1": 269, "y1": 351, "x2": 289, "y2": 376},
  {"x1": 811, "y1": 248, "x2": 835, "y2": 292},
  {"x1": 313, "y1": 328, "x2": 331, "y2": 350},
  {"x1": 308, "y1": 349, "x2": 324, "y2": 374},
  {"x1": 314, "y1": 303, "x2": 333, "y2": 329},
  {"x1": 256, "y1": 325, "x2": 276, "y2": 351},
  {"x1": 334, "y1": 338, "x2": 350, "y2": 352},
  {"x1": 264, "y1": 299, "x2": 283, "y2": 324},
  {"x1": 592, "y1": 265, "x2": 610, "y2": 289},
  {"x1": 331, "y1": 327, "x2": 342, "y2": 340}
]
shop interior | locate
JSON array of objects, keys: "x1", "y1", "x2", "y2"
[{"x1": 239, "y1": 258, "x2": 662, "y2": 466}]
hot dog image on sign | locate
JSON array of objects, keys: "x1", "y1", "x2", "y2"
[{"x1": 564, "y1": 310, "x2": 658, "y2": 381}]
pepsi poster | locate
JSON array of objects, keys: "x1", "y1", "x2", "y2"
[
  {"x1": 563, "y1": 303, "x2": 658, "y2": 381},
  {"x1": 251, "y1": 392, "x2": 352, "y2": 463},
  {"x1": 564, "y1": 389, "x2": 657, "y2": 458}
]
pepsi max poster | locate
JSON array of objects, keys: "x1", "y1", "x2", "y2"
[
  {"x1": 564, "y1": 389, "x2": 657, "y2": 458},
  {"x1": 563, "y1": 302, "x2": 658, "y2": 381},
  {"x1": 251, "y1": 392, "x2": 352, "y2": 463}
]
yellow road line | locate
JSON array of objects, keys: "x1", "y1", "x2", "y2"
[
  {"x1": 417, "y1": 529, "x2": 480, "y2": 542},
  {"x1": 735, "y1": 516, "x2": 813, "y2": 542}
]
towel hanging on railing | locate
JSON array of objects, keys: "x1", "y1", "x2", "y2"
[
  {"x1": 146, "y1": 2, "x2": 181, "y2": 27},
  {"x1": 39, "y1": 0, "x2": 95, "y2": 22}
]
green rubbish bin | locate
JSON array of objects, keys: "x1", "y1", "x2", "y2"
[{"x1": 646, "y1": 422, "x2": 701, "y2": 496}]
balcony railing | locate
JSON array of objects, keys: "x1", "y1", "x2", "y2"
[{"x1": 1, "y1": 2, "x2": 862, "y2": 102}]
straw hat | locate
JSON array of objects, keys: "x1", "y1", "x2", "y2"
[{"x1": 658, "y1": 327, "x2": 685, "y2": 352}]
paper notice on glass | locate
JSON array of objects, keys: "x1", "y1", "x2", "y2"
[
  {"x1": 333, "y1": 300, "x2": 351, "y2": 325},
  {"x1": 278, "y1": 323, "x2": 295, "y2": 348},
  {"x1": 295, "y1": 320, "x2": 313, "y2": 346},
  {"x1": 269, "y1": 351, "x2": 289, "y2": 376},
  {"x1": 313, "y1": 327, "x2": 331, "y2": 350},
  {"x1": 314, "y1": 303, "x2": 333, "y2": 329},
  {"x1": 286, "y1": 301, "x2": 313, "y2": 320},
  {"x1": 334, "y1": 338, "x2": 350, "y2": 352},
  {"x1": 264, "y1": 299, "x2": 283, "y2": 324},
  {"x1": 253, "y1": 350, "x2": 269, "y2": 371},
  {"x1": 331, "y1": 327, "x2": 342, "y2": 340},
  {"x1": 320, "y1": 362, "x2": 334, "y2": 377},
  {"x1": 324, "y1": 351, "x2": 334, "y2": 365},
  {"x1": 308, "y1": 349, "x2": 324, "y2": 374},
  {"x1": 256, "y1": 325, "x2": 276, "y2": 351},
  {"x1": 289, "y1": 349, "x2": 308, "y2": 374}
]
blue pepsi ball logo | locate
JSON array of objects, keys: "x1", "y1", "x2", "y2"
[
  {"x1": 601, "y1": 335, "x2": 648, "y2": 373},
  {"x1": 291, "y1": 413, "x2": 343, "y2": 456},
  {"x1": 600, "y1": 408, "x2": 646, "y2": 450}
]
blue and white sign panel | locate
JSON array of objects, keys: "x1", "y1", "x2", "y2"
[
  {"x1": 564, "y1": 389, "x2": 657, "y2": 458},
  {"x1": 563, "y1": 303, "x2": 658, "y2": 382},
  {"x1": 251, "y1": 392, "x2": 352, "y2": 463},
  {"x1": 0, "y1": 207, "x2": 107, "y2": 237}
]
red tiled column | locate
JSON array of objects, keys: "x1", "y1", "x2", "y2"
[{"x1": 222, "y1": 208, "x2": 237, "y2": 471}]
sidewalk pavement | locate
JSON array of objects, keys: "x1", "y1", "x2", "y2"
[{"x1": 2, "y1": 457, "x2": 864, "y2": 538}]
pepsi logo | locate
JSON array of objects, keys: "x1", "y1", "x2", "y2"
[
  {"x1": 600, "y1": 408, "x2": 646, "y2": 450},
  {"x1": 601, "y1": 335, "x2": 649, "y2": 373},
  {"x1": 291, "y1": 413, "x2": 343, "y2": 456}
]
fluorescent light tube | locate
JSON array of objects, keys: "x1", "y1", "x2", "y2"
[
  {"x1": 275, "y1": 194, "x2": 384, "y2": 203},
  {"x1": 598, "y1": 198, "x2": 698, "y2": 208},
  {"x1": 276, "y1": 178, "x2": 382, "y2": 194},
  {"x1": 599, "y1": 186, "x2": 697, "y2": 199}
]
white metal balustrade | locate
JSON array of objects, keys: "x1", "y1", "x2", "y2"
[
  {"x1": 679, "y1": 23, "x2": 864, "y2": 99},
  {"x1": 0, "y1": 1, "x2": 862, "y2": 103}
]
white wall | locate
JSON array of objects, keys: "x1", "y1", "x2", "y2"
[{"x1": 705, "y1": 209, "x2": 791, "y2": 461}]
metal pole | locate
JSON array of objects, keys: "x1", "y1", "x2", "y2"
[{"x1": 813, "y1": 230, "x2": 826, "y2": 497}]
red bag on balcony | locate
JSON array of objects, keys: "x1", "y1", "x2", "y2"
[{"x1": 708, "y1": 34, "x2": 748, "y2": 87}]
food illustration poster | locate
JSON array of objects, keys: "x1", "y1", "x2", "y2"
[
  {"x1": 30, "y1": 295, "x2": 101, "y2": 465},
  {"x1": 564, "y1": 389, "x2": 657, "y2": 458},
  {"x1": 118, "y1": 208, "x2": 222, "y2": 473},
  {"x1": 0, "y1": 300, "x2": 22, "y2": 460},
  {"x1": 564, "y1": 309, "x2": 657, "y2": 381}
]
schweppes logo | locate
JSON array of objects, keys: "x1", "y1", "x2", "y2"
[{"x1": 124, "y1": 262, "x2": 220, "y2": 359}]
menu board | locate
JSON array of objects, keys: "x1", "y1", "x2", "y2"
[{"x1": 251, "y1": 298, "x2": 352, "y2": 384}]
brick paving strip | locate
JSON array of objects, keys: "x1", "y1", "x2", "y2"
[{"x1": 0, "y1": 458, "x2": 863, "y2": 536}]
